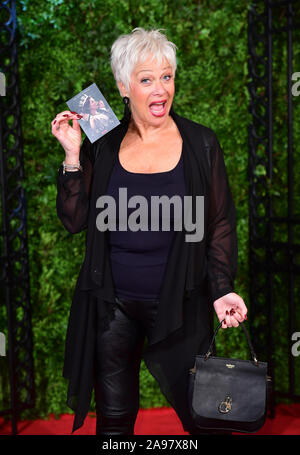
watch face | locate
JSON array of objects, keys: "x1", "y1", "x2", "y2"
[{"x1": 66, "y1": 83, "x2": 120, "y2": 143}]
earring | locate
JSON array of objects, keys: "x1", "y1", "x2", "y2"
[{"x1": 122, "y1": 96, "x2": 130, "y2": 121}]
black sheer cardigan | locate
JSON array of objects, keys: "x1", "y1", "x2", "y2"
[{"x1": 56, "y1": 107, "x2": 238, "y2": 433}]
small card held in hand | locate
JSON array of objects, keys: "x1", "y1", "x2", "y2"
[{"x1": 66, "y1": 83, "x2": 120, "y2": 143}]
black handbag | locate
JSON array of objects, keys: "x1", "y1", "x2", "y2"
[{"x1": 188, "y1": 318, "x2": 272, "y2": 433}]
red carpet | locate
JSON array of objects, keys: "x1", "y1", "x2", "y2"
[{"x1": 0, "y1": 404, "x2": 300, "y2": 435}]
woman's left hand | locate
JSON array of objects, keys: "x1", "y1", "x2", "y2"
[{"x1": 213, "y1": 292, "x2": 247, "y2": 329}]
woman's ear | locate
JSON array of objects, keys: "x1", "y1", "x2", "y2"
[{"x1": 117, "y1": 81, "x2": 128, "y2": 98}]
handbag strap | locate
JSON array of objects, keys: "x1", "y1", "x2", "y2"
[{"x1": 204, "y1": 318, "x2": 259, "y2": 365}]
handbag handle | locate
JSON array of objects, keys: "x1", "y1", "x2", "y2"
[{"x1": 204, "y1": 318, "x2": 259, "y2": 365}]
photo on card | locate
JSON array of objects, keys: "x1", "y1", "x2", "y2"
[{"x1": 66, "y1": 83, "x2": 120, "y2": 143}]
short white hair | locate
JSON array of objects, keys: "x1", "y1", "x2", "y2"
[{"x1": 110, "y1": 27, "x2": 177, "y2": 95}]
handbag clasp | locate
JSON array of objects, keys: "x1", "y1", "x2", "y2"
[{"x1": 218, "y1": 396, "x2": 232, "y2": 414}]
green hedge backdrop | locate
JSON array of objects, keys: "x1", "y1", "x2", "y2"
[{"x1": 1, "y1": 0, "x2": 299, "y2": 421}]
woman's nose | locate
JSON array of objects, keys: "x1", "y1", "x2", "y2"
[{"x1": 152, "y1": 80, "x2": 166, "y2": 95}]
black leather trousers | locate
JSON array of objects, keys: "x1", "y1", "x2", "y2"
[
  {"x1": 94, "y1": 295, "x2": 159, "y2": 435},
  {"x1": 94, "y1": 295, "x2": 232, "y2": 436}
]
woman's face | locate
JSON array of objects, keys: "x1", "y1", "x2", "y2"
[
  {"x1": 89, "y1": 97, "x2": 98, "y2": 110},
  {"x1": 120, "y1": 54, "x2": 175, "y2": 127}
]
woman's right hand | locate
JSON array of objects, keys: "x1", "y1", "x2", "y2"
[{"x1": 51, "y1": 111, "x2": 83, "y2": 158}]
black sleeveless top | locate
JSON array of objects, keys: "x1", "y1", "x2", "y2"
[{"x1": 106, "y1": 147, "x2": 186, "y2": 301}]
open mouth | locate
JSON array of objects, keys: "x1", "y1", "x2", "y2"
[{"x1": 149, "y1": 100, "x2": 167, "y2": 117}]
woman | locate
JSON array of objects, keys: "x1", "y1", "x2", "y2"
[
  {"x1": 52, "y1": 27, "x2": 247, "y2": 435},
  {"x1": 79, "y1": 94, "x2": 110, "y2": 137}
]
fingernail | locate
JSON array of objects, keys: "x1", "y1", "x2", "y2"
[
  {"x1": 70, "y1": 111, "x2": 77, "y2": 114},
  {"x1": 244, "y1": 314, "x2": 247, "y2": 320},
  {"x1": 76, "y1": 114, "x2": 83, "y2": 118},
  {"x1": 230, "y1": 309, "x2": 235, "y2": 315},
  {"x1": 226, "y1": 311, "x2": 229, "y2": 315},
  {"x1": 54, "y1": 120, "x2": 56, "y2": 124},
  {"x1": 63, "y1": 114, "x2": 69, "y2": 117}
]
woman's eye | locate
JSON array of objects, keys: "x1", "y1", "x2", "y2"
[{"x1": 140, "y1": 75, "x2": 172, "y2": 83}]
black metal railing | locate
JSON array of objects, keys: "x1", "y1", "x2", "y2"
[
  {"x1": 248, "y1": 0, "x2": 300, "y2": 415},
  {"x1": 0, "y1": 0, "x2": 35, "y2": 435}
]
